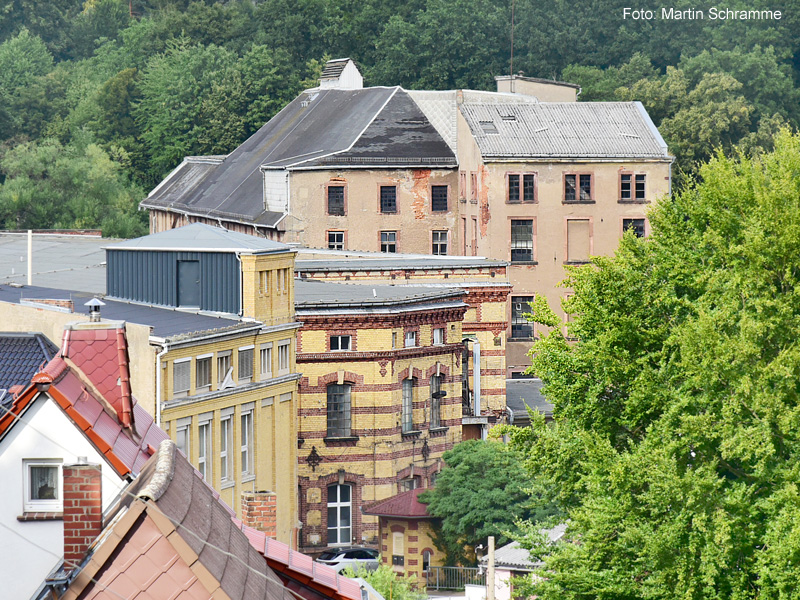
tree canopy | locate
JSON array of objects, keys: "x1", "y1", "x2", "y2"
[
  {"x1": 507, "y1": 129, "x2": 800, "y2": 599},
  {"x1": 420, "y1": 439, "x2": 557, "y2": 566}
]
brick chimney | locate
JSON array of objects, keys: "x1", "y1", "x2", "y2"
[
  {"x1": 63, "y1": 461, "x2": 103, "y2": 567},
  {"x1": 242, "y1": 491, "x2": 278, "y2": 538}
]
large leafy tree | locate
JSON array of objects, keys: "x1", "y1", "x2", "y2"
[
  {"x1": 420, "y1": 439, "x2": 557, "y2": 566},
  {"x1": 509, "y1": 129, "x2": 800, "y2": 599}
]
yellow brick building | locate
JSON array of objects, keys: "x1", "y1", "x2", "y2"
[{"x1": 294, "y1": 279, "x2": 468, "y2": 551}]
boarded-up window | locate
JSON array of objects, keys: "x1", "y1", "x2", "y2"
[{"x1": 567, "y1": 219, "x2": 591, "y2": 262}]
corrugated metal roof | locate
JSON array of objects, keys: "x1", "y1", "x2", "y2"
[
  {"x1": 107, "y1": 223, "x2": 292, "y2": 253},
  {"x1": 459, "y1": 101, "x2": 670, "y2": 159}
]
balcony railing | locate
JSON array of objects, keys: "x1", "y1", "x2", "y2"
[{"x1": 425, "y1": 566, "x2": 486, "y2": 591}]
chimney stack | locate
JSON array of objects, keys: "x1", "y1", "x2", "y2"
[
  {"x1": 242, "y1": 491, "x2": 278, "y2": 538},
  {"x1": 63, "y1": 461, "x2": 103, "y2": 568}
]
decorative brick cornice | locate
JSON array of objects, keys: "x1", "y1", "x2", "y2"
[
  {"x1": 298, "y1": 343, "x2": 463, "y2": 363},
  {"x1": 465, "y1": 287, "x2": 512, "y2": 304},
  {"x1": 297, "y1": 306, "x2": 468, "y2": 330}
]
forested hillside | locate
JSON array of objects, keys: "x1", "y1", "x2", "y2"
[{"x1": 0, "y1": 0, "x2": 797, "y2": 235}]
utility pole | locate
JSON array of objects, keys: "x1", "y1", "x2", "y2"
[{"x1": 487, "y1": 536, "x2": 495, "y2": 600}]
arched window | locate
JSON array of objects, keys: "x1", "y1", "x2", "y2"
[
  {"x1": 327, "y1": 484, "x2": 352, "y2": 545},
  {"x1": 327, "y1": 383, "x2": 351, "y2": 437},
  {"x1": 422, "y1": 549, "x2": 432, "y2": 572}
]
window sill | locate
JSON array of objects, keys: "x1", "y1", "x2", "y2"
[
  {"x1": 506, "y1": 201, "x2": 537, "y2": 205},
  {"x1": 242, "y1": 474, "x2": 256, "y2": 483},
  {"x1": 509, "y1": 261, "x2": 538, "y2": 266},
  {"x1": 469, "y1": 200, "x2": 478, "y2": 205},
  {"x1": 429, "y1": 427, "x2": 448, "y2": 437},
  {"x1": 402, "y1": 430, "x2": 422, "y2": 439},
  {"x1": 221, "y1": 480, "x2": 235, "y2": 490},
  {"x1": 562, "y1": 200, "x2": 595, "y2": 205},
  {"x1": 564, "y1": 260, "x2": 591, "y2": 265},
  {"x1": 18, "y1": 512, "x2": 63, "y2": 521},
  {"x1": 618, "y1": 199, "x2": 649, "y2": 204},
  {"x1": 508, "y1": 337, "x2": 536, "y2": 343},
  {"x1": 324, "y1": 436, "x2": 359, "y2": 446}
]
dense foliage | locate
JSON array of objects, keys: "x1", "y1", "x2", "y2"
[
  {"x1": 343, "y1": 564, "x2": 425, "y2": 600},
  {"x1": 507, "y1": 130, "x2": 800, "y2": 599},
  {"x1": 0, "y1": 0, "x2": 798, "y2": 234},
  {"x1": 420, "y1": 439, "x2": 557, "y2": 566}
]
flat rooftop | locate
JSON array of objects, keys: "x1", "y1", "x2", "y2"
[{"x1": 295, "y1": 279, "x2": 466, "y2": 310}]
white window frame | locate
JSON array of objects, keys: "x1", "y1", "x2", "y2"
[
  {"x1": 173, "y1": 357, "x2": 191, "y2": 397},
  {"x1": 430, "y1": 374, "x2": 442, "y2": 429},
  {"x1": 195, "y1": 353, "x2": 212, "y2": 393},
  {"x1": 176, "y1": 417, "x2": 192, "y2": 457},
  {"x1": 198, "y1": 416, "x2": 212, "y2": 482},
  {"x1": 278, "y1": 340, "x2": 291, "y2": 375},
  {"x1": 241, "y1": 405, "x2": 254, "y2": 479},
  {"x1": 217, "y1": 351, "x2": 232, "y2": 385},
  {"x1": 260, "y1": 343, "x2": 273, "y2": 379},
  {"x1": 220, "y1": 409, "x2": 233, "y2": 484},
  {"x1": 433, "y1": 327, "x2": 445, "y2": 345},
  {"x1": 402, "y1": 378, "x2": 414, "y2": 433},
  {"x1": 23, "y1": 459, "x2": 62, "y2": 512},
  {"x1": 330, "y1": 335, "x2": 351, "y2": 351},
  {"x1": 238, "y1": 345, "x2": 254, "y2": 383},
  {"x1": 327, "y1": 483, "x2": 352, "y2": 546},
  {"x1": 404, "y1": 331, "x2": 417, "y2": 348}
]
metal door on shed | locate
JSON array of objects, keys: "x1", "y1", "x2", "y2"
[{"x1": 177, "y1": 260, "x2": 200, "y2": 307}]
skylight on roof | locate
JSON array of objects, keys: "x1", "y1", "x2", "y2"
[{"x1": 479, "y1": 121, "x2": 499, "y2": 134}]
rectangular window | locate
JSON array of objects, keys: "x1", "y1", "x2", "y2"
[
  {"x1": 220, "y1": 413, "x2": 232, "y2": 483},
  {"x1": 327, "y1": 185, "x2": 345, "y2": 215},
  {"x1": 198, "y1": 419, "x2": 211, "y2": 481},
  {"x1": 430, "y1": 374, "x2": 442, "y2": 429},
  {"x1": 404, "y1": 331, "x2": 417, "y2": 348},
  {"x1": 196, "y1": 355, "x2": 211, "y2": 392},
  {"x1": 175, "y1": 418, "x2": 191, "y2": 457},
  {"x1": 380, "y1": 186, "x2": 397, "y2": 213},
  {"x1": 331, "y1": 335, "x2": 351, "y2": 351},
  {"x1": 433, "y1": 327, "x2": 445, "y2": 345},
  {"x1": 470, "y1": 172, "x2": 478, "y2": 202},
  {"x1": 217, "y1": 351, "x2": 232, "y2": 386},
  {"x1": 278, "y1": 340, "x2": 290, "y2": 374},
  {"x1": 392, "y1": 332, "x2": 397, "y2": 348},
  {"x1": 241, "y1": 409, "x2": 254, "y2": 477},
  {"x1": 402, "y1": 378, "x2": 414, "y2": 433},
  {"x1": 511, "y1": 296, "x2": 535, "y2": 339},
  {"x1": 327, "y1": 384, "x2": 352, "y2": 438},
  {"x1": 23, "y1": 459, "x2": 62, "y2": 512},
  {"x1": 238, "y1": 347, "x2": 253, "y2": 382},
  {"x1": 507, "y1": 174, "x2": 535, "y2": 203},
  {"x1": 567, "y1": 219, "x2": 591, "y2": 262},
  {"x1": 635, "y1": 174, "x2": 646, "y2": 200},
  {"x1": 565, "y1": 174, "x2": 592, "y2": 202},
  {"x1": 623, "y1": 218, "x2": 646, "y2": 238},
  {"x1": 431, "y1": 185, "x2": 448, "y2": 212},
  {"x1": 381, "y1": 231, "x2": 397, "y2": 253},
  {"x1": 432, "y1": 230, "x2": 448, "y2": 255},
  {"x1": 260, "y1": 343, "x2": 273, "y2": 379},
  {"x1": 459, "y1": 171, "x2": 466, "y2": 199},
  {"x1": 510, "y1": 219, "x2": 534, "y2": 262},
  {"x1": 620, "y1": 173, "x2": 632, "y2": 200},
  {"x1": 173, "y1": 358, "x2": 190, "y2": 397},
  {"x1": 328, "y1": 231, "x2": 345, "y2": 250}
]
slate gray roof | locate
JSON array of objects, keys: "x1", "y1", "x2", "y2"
[
  {"x1": 141, "y1": 87, "x2": 455, "y2": 224},
  {"x1": 106, "y1": 223, "x2": 292, "y2": 254},
  {"x1": 459, "y1": 101, "x2": 670, "y2": 159},
  {"x1": 0, "y1": 332, "x2": 58, "y2": 408},
  {"x1": 506, "y1": 378, "x2": 554, "y2": 424},
  {"x1": 295, "y1": 279, "x2": 466, "y2": 310},
  {"x1": 480, "y1": 525, "x2": 568, "y2": 570},
  {"x1": 0, "y1": 284, "x2": 245, "y2": 339}
]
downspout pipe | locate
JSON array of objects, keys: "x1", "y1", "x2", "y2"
[
  {"x1": 472, "y1": 340, "x2": 481, "y2": 417},
  {"x1": 155, "y1": 343, "x2": 169, "y2": 427}
]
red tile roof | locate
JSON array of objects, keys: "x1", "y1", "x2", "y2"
[
  {"x1": 0, "y1": 325, "x2": 167, "y2": 479},
  {"x1": 362, "y1": 488, "x2": 433, "y2": 518}
]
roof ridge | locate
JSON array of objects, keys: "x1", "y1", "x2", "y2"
[{"x1": 137, "y1": 440, "x2": 176, "y2": 501}]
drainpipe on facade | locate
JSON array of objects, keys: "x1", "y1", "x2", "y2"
[
  {"x1": 155, "y1": 344, "x2": 169, "y2": 427},
  {"x1": 472, "y1": 340, "x2": 481, "y2": 418}
]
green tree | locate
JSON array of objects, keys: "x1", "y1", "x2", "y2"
[
  {"x1": 511, "y1": 130, "x2": 800, "y2": 599},
  {"x1": 343, "y1": 564, "x2": 425, "y2": 600},
  {"x1": 420, "y1": 439, "x2": 557, "y2": 566}
]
